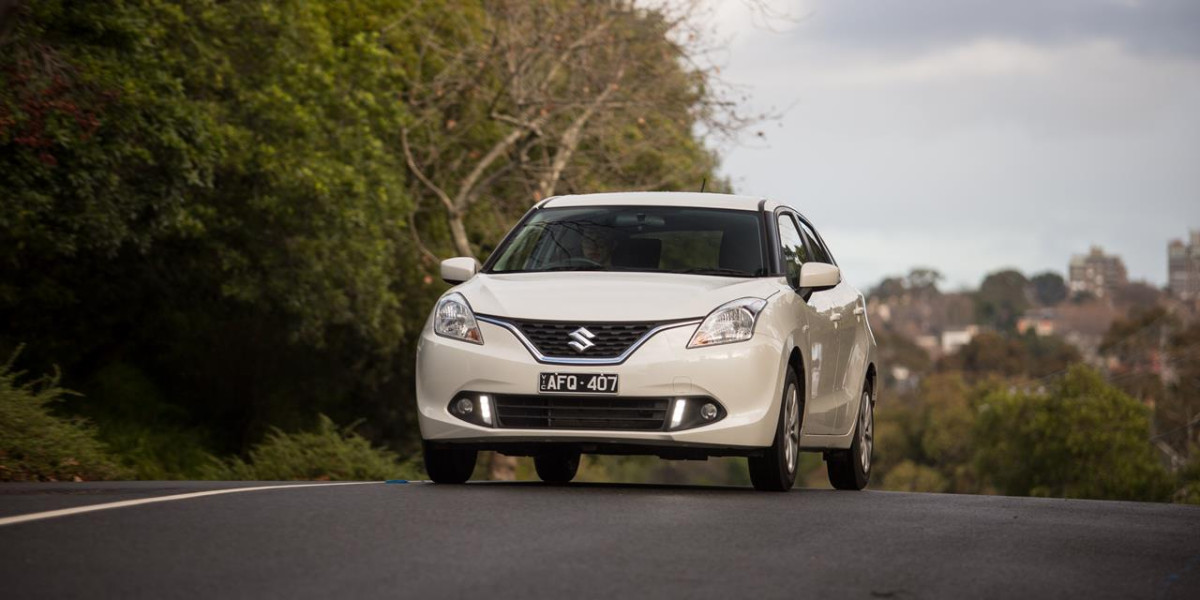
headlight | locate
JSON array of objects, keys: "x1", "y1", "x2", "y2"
[
  {"x1": 687, "y1": 297, "x2": 767, "y2": 348},
  {"x1": 433, "y1": 292, "x2": 483, "y2": 344}
]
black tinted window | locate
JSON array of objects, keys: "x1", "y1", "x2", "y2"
[{"x1": 489, "y1": 206, "x2": 765, "y2": 277}]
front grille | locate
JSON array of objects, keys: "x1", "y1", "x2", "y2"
[
  {"x1": 494, "y1": 395, "x2": 669, "y2": 430},
  {"x1": 510, "y1": 320, "x2": 658, "y2": 358}
]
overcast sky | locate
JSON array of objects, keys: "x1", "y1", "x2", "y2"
[{"x1": 709, "y1": 0, "x2": 1200, "y2": 290}]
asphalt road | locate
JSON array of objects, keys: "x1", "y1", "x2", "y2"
[{"x1": 1, "y1": 481, "x2": 1198, "y2": 599}]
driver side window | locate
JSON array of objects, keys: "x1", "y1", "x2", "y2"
[{"x1": 777, "y1": 214, "x2": 807, "y2": 288}]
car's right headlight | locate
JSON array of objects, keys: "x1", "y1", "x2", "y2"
[
  {"x1": 687, "y1": 297, "x2": 768, "y2": 348},
  {"x1": 433, "y1": 292, "x2": 483, "y2": 345}
]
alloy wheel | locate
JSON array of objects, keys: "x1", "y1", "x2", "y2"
[
  {"x1": 858, "y1": 390, "x2": 873, "y2": 473},
  {"x1": 785, "y1": 384, "x2": 800, "y2": 475}
]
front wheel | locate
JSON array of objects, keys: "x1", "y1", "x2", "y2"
[
  {"x1": 534, "y1": 449, "x2": 581, "y2": 484},
  {"x1": 826, "y1": 383, "x2": 873, "y2": 490},
  {"x1": 423, "y1": 441, "x2": 477, "y2": 484},
  {"x1": 748, "y1": 367, "x2": 802, "y2": 492}
]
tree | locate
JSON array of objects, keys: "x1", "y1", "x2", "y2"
[
  {"x1": 1162, "y1": 323, "x2": 1200, "y2": 454},
  {"x1": 975, "y1": 269, "x2": 1030, "y2": 332},
  {"x1": 1, "y1": 0, "x2": 431, "y2": 461},
  {"x1": 973, "y1": 365, "x2": 1173, "y2": 501},
  {"x1": 907, "y1": 268, "x2": 943, "y2": 295},
  {"x1": 869, "y1": 276, "x2": 906, "y2": 301},
  {"x1": 873, "y1": 373, "x2": 980, "y2": 494},
  {"x1": 395, "y1": 1, "x2": 739, "y2": 259},
  {"x1": 939, "y1": 331, "x2": 1079, "y2": 381},
  {"x1": 1030, "y1": 272, "x2": 1067, "y2": 306}
]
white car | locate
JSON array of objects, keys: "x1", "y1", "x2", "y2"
[{"x1": 416, "y1": 192, "x2": 878, "y2": 491}]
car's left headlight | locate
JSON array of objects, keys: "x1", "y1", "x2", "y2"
[
  {"x1": 687, "y1": 297, "x2": 768, "y2": 348},
  {"x1": 433, "y1": 292, "x2": 483, "y2": 344}
]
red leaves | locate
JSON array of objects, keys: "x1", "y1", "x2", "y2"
[{"x1": 2, "y1": 52, "x2": 111, "y2": 166}]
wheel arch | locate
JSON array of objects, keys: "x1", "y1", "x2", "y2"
[
  {"x1": 865, "y1": 362, "x2": 877, "y2": 396},
  {"x1": 788, "y1": 346, "x2": 805, "y2": 400}
]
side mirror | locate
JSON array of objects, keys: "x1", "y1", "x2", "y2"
[
  {"x1": 799, "y1": 262, "x2": 841, "y2": 290},
  {"x1": 441, "y1": 257, "x2": 481, "y2": 284}
]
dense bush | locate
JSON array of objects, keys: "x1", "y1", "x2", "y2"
[
  {"x1": 0, "y1": 349, "x2": 126, "y2": 481},
  {"x1": 973, "y1": 366, "x2": 1174, "y2": 501},
  {"x1": 216, "y1": 415, "x2": 418, "y2": 481},
  {"x1": 1174, "y1": 451, "x2": 1200, "y2": 505}
]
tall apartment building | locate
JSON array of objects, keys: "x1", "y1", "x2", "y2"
[
  {"x1": 1068, "y1": 246, "x2": 1127, "y2": 299},
  {"x1": 1168, "y1": 231, "x2": 1200, "y2": 300}
]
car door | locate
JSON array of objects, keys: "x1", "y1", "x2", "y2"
[
  {"x1": 798, "y1": 217, "x2": 863, "y2": 434},
  {"x1": 776, "y1": 212, "x2": 841, "y2": 435}
]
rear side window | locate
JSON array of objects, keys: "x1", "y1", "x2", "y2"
[{"x1": 777, "y1": 214, "x2": 807, "y2": 287}]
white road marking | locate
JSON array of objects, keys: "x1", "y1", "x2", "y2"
[{"x1": 0, "y1": 481, "x2": 382, "y2": 527}]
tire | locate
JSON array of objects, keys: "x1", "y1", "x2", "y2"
[
  {"x1": 748, "y1": 367, "x2": 802, "y2": 492},
  {"x1": 827, "y1": 381, "x2": 873, "y2": 491},
  {"x1": 534, "y1": 449, "x2": 580, "y2": 484},
  {"x1": 423, "y1": 440, "x2": 477, "y2": 484}
]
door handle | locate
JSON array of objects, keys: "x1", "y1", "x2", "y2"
[
  {"x1": 853, "y1": 307, "x2": 864, "y2": 316},
  {"x1": 830, "y1": 312, "x2": 843, "y2": 322}
]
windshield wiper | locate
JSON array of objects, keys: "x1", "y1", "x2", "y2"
[
  {"x1": 672, "y1": 267, "x2": 755, "y2": 277},
  {"x1": 537, "y1": 265, "x2": 608, "y2": 272}
]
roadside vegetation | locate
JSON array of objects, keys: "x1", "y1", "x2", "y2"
[
  {"x1": 866, "y1": 268, "x2": 1200, "y2": 505},
  {"x1": 214, "y1": 416, "x2": 421, "y2": 481},
  {"x1": 0, "y1": 348, "x2": 127, "y2": 481}
]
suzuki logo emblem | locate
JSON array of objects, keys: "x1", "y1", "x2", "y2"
[{"x1": 568, "y1": 327, "x2": 596, "y2": 353}]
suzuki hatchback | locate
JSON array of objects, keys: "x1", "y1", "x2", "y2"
[{"x1": 416, "y1": 192, "x2": 877, "y2": 491}]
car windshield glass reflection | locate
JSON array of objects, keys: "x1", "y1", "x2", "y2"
[{"x1": 488, "y1": 206, "x2": 766, "y2": 276}]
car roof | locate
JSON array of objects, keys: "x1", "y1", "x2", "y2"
[{"x1": 541, "y1": 191, "x2": 781, "y2": 212}]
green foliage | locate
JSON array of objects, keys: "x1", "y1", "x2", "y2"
[
  {"x1": 874, "y1": 329, "x2": 933, "y2": 385},
  {"x1": 873, "y1": 373, "x2": 981, "y2": 494},
  {"x1": 0, "y1": 348, "x2": 126, "y2": 481},
  {"x1": 881, "y1": 460, "x2": 948, "y2": 493},
  {"x1": 0, "y1": 0, "x2": 219, "y2": 262},
  {"x1": 80, "y1": 362, "x2": 216, "y2": 479},
  {"x1": 217, "y1": 415, "x2": 418, "y2": 481},
  {"x1": 869, "y1": 268, "x2": 943, "y2": 301},
  {"x1": 975, "y1": 269, "x2": 1030, "y2": 332},
  {"x1": 1175, "y1": 450, "x2": 1200, "y2": 505},
  {"x1": 973, "y1": 365, "x2": 1173, "y2": 501},
  {"x1": 1030, "y1": 272, "x2": 1067, "y2": 306},
  {"x1": 940, "y1": 331, "x2": 1080, "y2": 380}
]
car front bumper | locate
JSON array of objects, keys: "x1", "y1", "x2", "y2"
[{"x1": 415, "y1": 317, "x2": 787, "y2": 452}]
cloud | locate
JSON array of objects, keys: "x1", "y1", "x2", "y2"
[
  {"x1": 711, "y1": 0, "x2": 1200, "y2": 288},
  {"x1": 786, "y1": 0, "x2": 1200, "y2": 58}
]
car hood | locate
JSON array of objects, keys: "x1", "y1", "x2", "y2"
[{"x1": 454, "y1": 272, "x2": 782, "y2": 322}]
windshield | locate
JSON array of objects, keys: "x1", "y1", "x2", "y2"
[{"x1": 486, "y1": 206, "x2": 766, "y2": 276}]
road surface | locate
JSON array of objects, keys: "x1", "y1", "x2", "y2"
[{"x1": 1, "y1": 481, "x2": 1198, "y2": 599}]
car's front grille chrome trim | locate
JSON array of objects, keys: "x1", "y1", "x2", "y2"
[{"x1": 475, "y1": 315, "x2": 701, "y2": 365}]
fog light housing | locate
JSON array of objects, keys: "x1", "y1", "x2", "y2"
[
  {"x1": 448, "y1": 393, "x2": 496, "y2": 428},
  {"x1": 455, "y1": 398, "x2": 474, "y2": 415},
  {"x1": 667, "y1": 397, "x2": 727, "y2": 431}
]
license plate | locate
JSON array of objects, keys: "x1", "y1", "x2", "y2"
[{"x1": 538, "y1": 373, "x2": 619, "y2": 394}]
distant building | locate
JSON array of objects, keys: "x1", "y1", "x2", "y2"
[
  {"x1": 1168, "y1": 231, "x2": 1200, "y2": 300},
  {"x1": 941, "y1": 325, "x2": 980, "y2": 355},
  {"x1": 915, "y1": 334, "x2": 940, "y2": 358},
  {"x1": 1017, "y1": 308, "x2": 1057, "y2": 337},
  {"x1": 1068, "y1": 246, "x2": 1127, "y2": 299}
]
